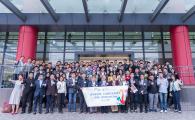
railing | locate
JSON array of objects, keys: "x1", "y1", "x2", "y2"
[{"x1": 1, "y1": 65, "x2": 195, "y2": 88}]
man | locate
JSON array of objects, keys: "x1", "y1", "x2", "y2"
[
  {"x1": 67, "y1": 72, "x2": 78, "y2": 112},
  {"x1": 21, "y1": 72, "x2": 35, "y2": 114},
  {"x1": 77, "y1": 73, "x2": 88, "y2": 113},
  {"x1": 138, "y1": 74, "x2": 148, "y2": 113},
  {"x1": 24, "y1": 58, "x2": 33, "y2": 79},
  {"x1": 148, "y1": 74, "x2": 159, "y2": 112},
  {"x1": 33, "y1": 74, "x2": 46, "y2": 114},
  {"x1": 45, "y1": 74, "x2": 57, "y2": 114},
  {"x1": 157, "y1": 72, "x2": 169, "y2": 113},
  {"x1": 129, "y1": 73, "x2": 139, "y2": 112}
]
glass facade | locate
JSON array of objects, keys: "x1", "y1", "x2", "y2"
[{"x1": 0, "y1": 31, "x2": 177, "y2": 64}]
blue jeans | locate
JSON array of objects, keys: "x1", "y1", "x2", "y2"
[
  {"x1": 68, "y1": 93, "x2": 77, "y2": 112},
  {"x1": 172, "y1": 91, "x2": 181, "y2": 111},
  {"x1": 159, "y1": 93, "x2": 167, "y2": 110}
]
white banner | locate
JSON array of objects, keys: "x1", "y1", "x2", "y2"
[{"x1": 82, "y1": 86, "x2": 128, "y2": 107}]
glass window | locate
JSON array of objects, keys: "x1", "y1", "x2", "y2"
[
  {"x1": 164, "y1": 39, "x2": 172, "y2": 52},
  {"x1": 48, "y1": 32, "x2": 64, "y2": 39},
  {"x1": 8, "y1": 32, "x2": 18, "y2": 39},
  {"x1": 144, "y1": 32, "x2": 161, "y2": 39},
  {"x1": 6, "y1": 40, "x2": 17, "y2": 52},
  {"x1": 165, "y1": 53, "x2": 173, "y2": 64},
  {"x1": 125, "y1": 40, "x2": 143, "y2": 52},
  {"x1": 38, "y1": 32, "x2": 45, "y2": 39},
  {"x1": 132, "y1": 53, "x2": 143, "y2": 60},
  {"x1": 65, "y1": 53, "x2": 75, "y2": 62},
  {"x1": 66, "y1": 39, "x2": 84, "y2": 52},
  {"x1": 36, "y1": 53, "x2": 44, "y2": 62},
  {"x1": 46, "y1": 40, "x2": 64, "y2": 52},
  {"x1": 105, "y1": 39, "x2": 123, "y2": 51},
  {"x1": 45, "y1": 53, "x2": 64, "y2": 64},
  {"x1": 124, "y1": 32, "x2": 142, "y2": 39},
  {"x1": 0, "y1": 32, "x2": 6, "y2": 39},
  {"x1": 0, "y1": 40, "x2": 5, "y2": 52},
  {"x1": 4, "y1": 52, "x2": 16, "y2": 64},
  {"x1": 144, "y1": 39, "x2": 162, "y2": 52},
  {"x1": 37, "y1": 40, "x2": 45, "y2": 52},
  {"x1": 190, "y1": 39, "x2": 195, "y2": 52},
  {"x1": 66, "y1": 32, "x2": 84, "y2": 40},
  {"x1": 86, "y1": 32, "x2": 103, "y2": 51},
  {"x1": 0, "y1": 53, "x2": 3, "y2": 64},
  {"x1": 145, "y1": 53, "x2": 163, "y2": 63},
  {"x1": 163, "y1": 32, "x2": 170, "y2": 39}
]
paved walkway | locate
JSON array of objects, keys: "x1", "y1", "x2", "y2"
[{"x1": 0, "y1": 111, "x2": 194, "y2": 120}]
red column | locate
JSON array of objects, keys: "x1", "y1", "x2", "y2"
[
  {"x1": 170, "y1": 25, "x2": 195, "y2": 85},
  {"x1": 16, "y1": 26, "x2": 38, "y2": 62}
]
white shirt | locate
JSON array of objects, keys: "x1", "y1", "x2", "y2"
[{"x1": 57, "y1": 81, "x2": 67, "y2": 95}]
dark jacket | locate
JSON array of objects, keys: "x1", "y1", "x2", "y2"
[
  {"x1": 138, "y1": 79, "x2": 148, "y2": 94},
  {"x1": 22, "y1": 78, "x2": 35, "y2": 95},
  {"x1": 88, "y1": 80, "x2": 98, "y2": 87},
  {"x1": 67, "y1": 77, "x2": 78, "y2": 93},
  {"x1": 148, "y1": 79, "x2": 159, "y2": 94},
  {"x1": 45, "y1": 80, "x2": 57, "y2": 96},
  {"x1": 34, "y1": 79, "x2": 46, "y2": 97}
]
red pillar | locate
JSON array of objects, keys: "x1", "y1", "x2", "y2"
[
  {"x1": 16, "y1": 26, "x2": 38, "y2": 62},
  {"x1": 170, "y1": 25, "x2": 195, "y2": 85}
]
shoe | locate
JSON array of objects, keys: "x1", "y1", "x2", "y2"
[
  {"x1": 160, "y1": 110, "x2": 163, "y2": 113},
  {"x1": 164, "y1": 110, "x2": 167, "y2": 113},
  {"x1": 33, "y1": 112, "x2": 36, "y2": 115},
  {"x1": 178, "y1": 111, "x2": 182, "y2": 113},
  {"x1": 149, "y1": 109, "x2": 153, "y2": 112},
  {"x1": 21, "y1": 111, "x2": 25, "y2": 114},
  {"x1": 45, "y1": 111, "x2": 49, "y2": 114},
  {"x1": 153, "y1": 109, "x2": 157, "y2": 112},
  {"x1": 174, "y1": 109, "x2": 178, "y2": 112},
  {"x1": 145, "y1": 110, "x2": 148, "y2": 113},
  {"x1": 39, "y1": 111, "x2": 42, "y2": 114}
]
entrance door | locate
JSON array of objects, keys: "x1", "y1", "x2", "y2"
[{"x1": 77, "y1": 53, "x2": 132, "y2": 62}]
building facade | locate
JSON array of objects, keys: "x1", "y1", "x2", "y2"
[{"x1": 0, "y1": 0, "x2": 195, "y2": 86}]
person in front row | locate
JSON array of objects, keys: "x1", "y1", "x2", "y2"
[
  {"x1": 8, "y1": 74, "x2": 24, "y2": 115},
  {"x1": 157, "y1": 72, "x2": 169, "y2": 113},
  {"x1": 33, "y1": 74, "x2": 46, "y2": 114},
  {"x1": 169, "y1": 74, "x2": 183, "y2": 113},
  {"x1": 138, "y1": 74, "x2": 148, "y2": 113},
  {"x1": 21, "y1": 72, "x2": 35, "y2": 114},
  {"x1": 88, "y1": 75, "x2": 98, "y2": 113},
  {"x1": 57, "y1": 75, "x2": 67, "y2": 113},
  {"x1": 100, "y1": 75, "x2": 109, "y2": 113},
  {"x1": 148, "y1": 74, "x2": 159, "y2": 112},
  {"x1": 67, "y1": 72, "x2": 78, "y2": 112},
  {"x1": 45, "y1": 74, "x2": 57, "y2": 114},
  {"x1": 129, "y1": 72, "x2": 139, "y2": 113},
  {"x1": 77, "y1": 73, "x2": 88, "y2": 113}
]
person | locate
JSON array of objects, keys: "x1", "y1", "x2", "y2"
[
  {"x1": 45, "y1": 74, "x2": 57, "y2": 114},
  {"x1": 100, "y1": 75, "x2": 109, "y2": 113},
  {"x1": 138, "y1": 74, "x2": 148, "y2": 113},
  {"x1": 129, "y1": 72, "x2": 139, "y2": 112},
  {"x1": 67, "y1": 72, "x2": 78, "y2": 112},
  {"x1": 169, "y1": 74, "x2": 183, "y2": 113},
  {"x1": 21, "y1": 72, "x2": 35, "y2": 114},
  {"x1": 111, "y1": 74, "x2": 119, "y2": 113},
  {"x1": 57, "y1": 75, "x2": 67, "y2": 113},
  {"x1": 148, "y1": 74, "x2": 158, "y2": 112},
  {"x1": 24, "y1": 58, "x2": 33, "y2": 79},
  {"x1": 33, "y1": 74, "x2": 46, "y2": 114},
  {"x1": 8, "y1": 74, "x2": 24, "y2": 115},
  {"x1": 88, "y1": 75, "x2": 98, "y2": 113},
  {"x1": 157, "y1": 72, "x2": 169, "y2": 113},
  {"x1": 77, "y1": 73, "x2": 88, "y2": 113}
]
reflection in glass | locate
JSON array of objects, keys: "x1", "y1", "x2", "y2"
[
  {"x1": 4, "y1": 52, "x2": 16, "y2": 64},
  {"x1": 45, "y1": 53, "x2": 64, "y2": 64}
]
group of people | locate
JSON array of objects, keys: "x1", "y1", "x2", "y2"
[{"x1": 8, "y1": 56, "x2": 183, "y2": 115}]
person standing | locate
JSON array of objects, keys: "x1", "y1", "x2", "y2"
[
  {"x1": 57, "y1": 75, "x2": 67, "y2": 113},
  {"x1": 8, "y1": 74, "x2": 24, "y2": 115},
  {"x1": 21, "y1": 72, "x2": 35, "y2": 114},
  {"x1": 33, "y1": 74, "x2": 46, "y2": 114},
  {"x1": 100, "y1": 75, "x2": 109, "y2": 113},
  {"x1": 129, "y1": 72, "x2": 139, "y2": 112},
  {"x1": 45, "y1": 74, "x2": 57, "y2": 114},
  {"x1": 67, "y1": 72, "x2": 78, "y2": 112},
  {"x1": 77, "y1": 73, "x2": 88, "y2": 113},
  {"x1": 169, "y1": 74, "x2": 183, "y2": 113},
  {"x1": 148, "y1": 74, "x2": 159, "y2": 112},
  {"x1": 157, "y1": 72, "x2": 169, "y2": 113},
  {"x1": 138, "y1": 74, "x2": 148, "y2": 113}
]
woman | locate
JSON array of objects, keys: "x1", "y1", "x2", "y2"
[
  {"x1": 57, "y1": 75, "x2": 67, "y2": 113},
  {"x1": 9, "y1": 74, "x2": 24, "y2": 115},
  {"x1": 169, "y1": 74, "x2": 183, "y2": 113}
]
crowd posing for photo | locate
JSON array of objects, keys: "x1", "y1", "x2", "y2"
[{"x1": 8, "y1": 56, "x2": 183, "y2": 115}]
